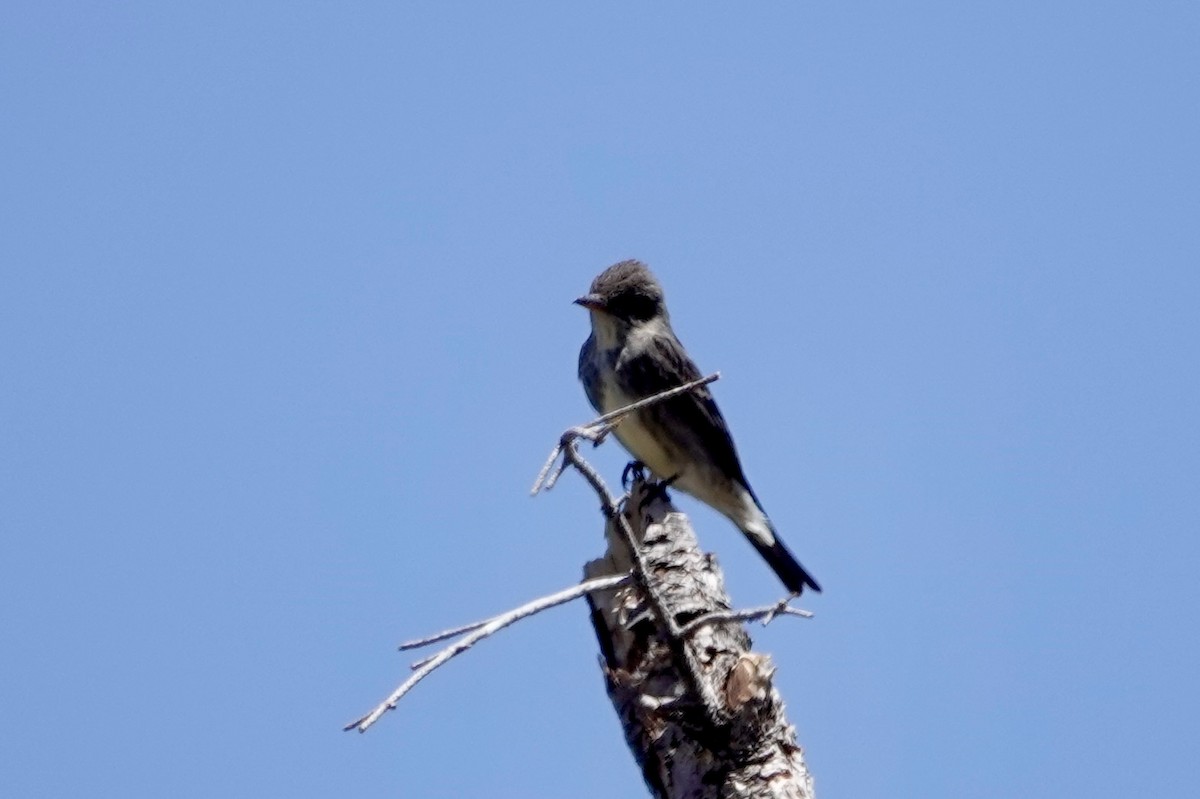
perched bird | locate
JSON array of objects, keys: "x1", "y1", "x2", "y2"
[{"x1": 576, "y1": 260, "x2": 820, "y2": 596}]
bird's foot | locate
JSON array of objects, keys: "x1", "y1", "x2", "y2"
[
  {"x1": 637, "y1": 473, "x2": 679, "y2": 510},
  {"x1": 621, "y1": 460, "x2": 646, "y2": 489}
]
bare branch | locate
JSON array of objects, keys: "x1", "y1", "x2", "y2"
[
  {"x1": 530, "y1": 442, "x2": 564, "y2": 496},
  {"x1": 530, "y1": 372, "x2": 720, "y2": 496},
  {"x1": 398, "y1": 620, "x2": 489, "y2": 652},
  {"x1": 353, "y1": 366, "x2": 722, "y2": 734},
  {"x1": 561, "y1": 437, "x2": 620, "y2": 511},
  {"x1": 344, "y1": 572, "x2": 632, "y2": 733},
  {"x1": 527, "y1": 372, "x2": 732, "y2": 719},
  {"x1": 679, "y1": 599, "x2": 814, "y2": 637},
  {"x1": 549, "y1": 459, "x2": 728, "y2": 723},
  {"x1": 583, "y1": 371, "x2": 720, "y2": 431}
]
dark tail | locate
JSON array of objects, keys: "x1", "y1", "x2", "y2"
[{"x1": 748, "y1": 528, "x2": 821, "y2": 596}]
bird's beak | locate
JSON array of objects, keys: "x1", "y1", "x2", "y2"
[{"x1": 574, "y1": 293, "x2": 605, "y2": 311}]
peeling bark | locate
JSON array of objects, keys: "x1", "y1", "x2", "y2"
[{"x1": 585, "y1": 477, "x2": 816, "y2": 799}]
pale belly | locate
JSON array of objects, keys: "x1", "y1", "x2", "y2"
[
  {"x1": 600, "y1": 383, "x2": 681, "y2": 481},
  {"x1": 599, "y1": 381, "x2": 764, "y2": 534},
  {"x1": 611, "y1": 412, "x2": 679, "y2": 480}
]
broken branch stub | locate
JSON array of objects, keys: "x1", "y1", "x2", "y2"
[{"x1": 584, "y1": 475, "x2": 816, "y2": 799}]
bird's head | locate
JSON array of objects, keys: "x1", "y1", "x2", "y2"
[{"x1": 574, "y1": 260, "x2": 667, "y2": 325}]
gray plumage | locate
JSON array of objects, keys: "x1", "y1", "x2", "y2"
[{"x1": 576, "y1": 259, "x2": 820, "y2": 596}]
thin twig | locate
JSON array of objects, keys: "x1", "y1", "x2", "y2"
[
  {"x1": 344, "y1": 572, "x2": 632, "y2": 733},
  {"x1": 399, "y1": 620, "x2": 489, "y2": 652},
  {"x1": 530, "y1": 372, "x2": 720, "y2": 496},
  {"x1": 679, "y1": 601, "x2": 814, "y2": 637},
  {"x1": 560, "y1": 439, "x2": 620, "y2": 511},
  {"x1": 531, "y1": 442, "x2": 565, "y2": 494},
  {"x1": 582, "y1": 371, "x2": 721, "y2": 430}
]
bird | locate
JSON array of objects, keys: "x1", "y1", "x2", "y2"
[{"x1": 575, "y1": 259, "x2": 820, "y2": 596}]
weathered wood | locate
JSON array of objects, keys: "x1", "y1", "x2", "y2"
[{"x1": 585, "y1": 476, "x2": 816, "y2": 799}]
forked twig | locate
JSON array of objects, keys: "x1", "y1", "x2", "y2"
[
  {"x1": 528, "y1": 375, "x2": 737, "y2": 723},
  {"x1": 344, "y1": 572, "x2": 631, "y2": 733},
  {"x1": 530, "y1": 372, "x2": 720, "y2": 496}
]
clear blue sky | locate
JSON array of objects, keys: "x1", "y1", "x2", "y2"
[{"x1": 2, "y1": 3, "x2": 1197, "y2": 797}]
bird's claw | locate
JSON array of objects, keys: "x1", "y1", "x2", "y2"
[
  {"x1": 621, "y1": 460, "x2": 646, "y2": 489},
  {"x1": 637, "y1": 473, "x2": 679, "y2": 510}
]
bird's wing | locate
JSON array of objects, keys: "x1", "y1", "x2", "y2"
[
  {"x1": 620, "y1": 332, "x2": 753, "y2": 491},
  {"x1": 577, "y1": 334, "x2": 605, "y2": 414}
]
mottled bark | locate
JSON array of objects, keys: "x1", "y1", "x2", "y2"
[{"x1": 585, "y1": 476, "x2": 816, "y2": 799}]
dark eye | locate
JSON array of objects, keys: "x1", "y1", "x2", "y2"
[{"x1": 624, "y1": 294, "x2": 658, "y2": 320}]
